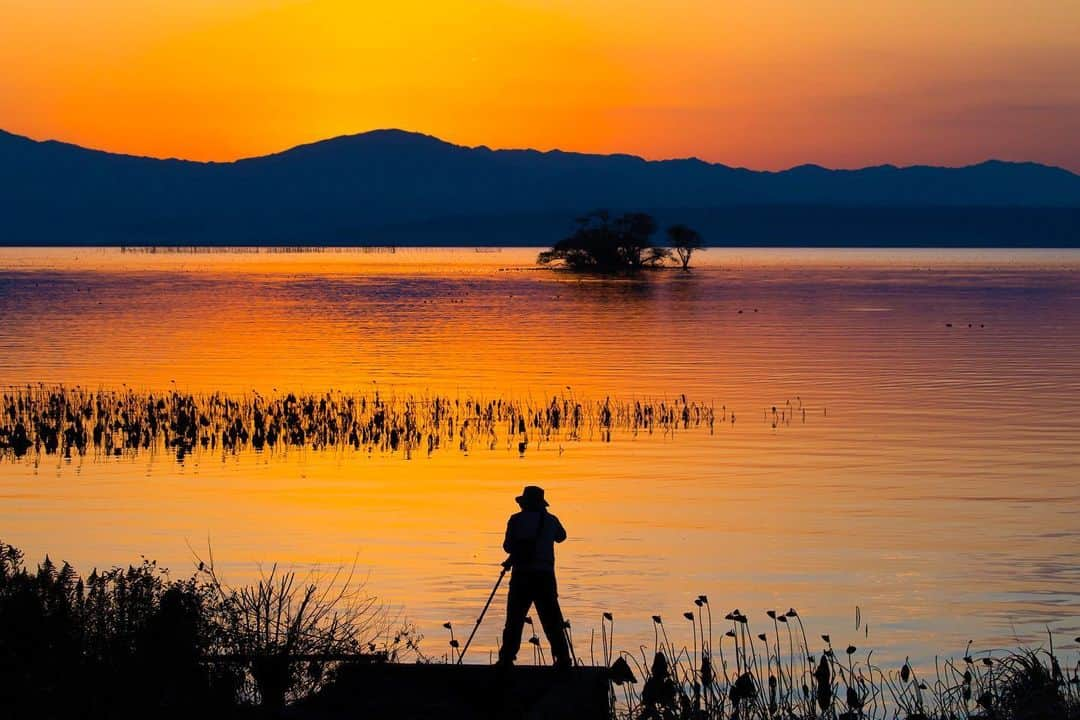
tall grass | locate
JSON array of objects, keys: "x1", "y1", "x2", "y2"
[
  {"x1": 0, "y1": 540, "x2": 417, "y2": 718},
  {"x1": 193, "y1": 545, "x2": 419, "y2": 709},
  {"x1": 601, "y1": 603, "x2": 1080, "y2": 720}
]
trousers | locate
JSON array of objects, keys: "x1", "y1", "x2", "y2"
[{"x1": 498, "y1": 570, "x2": 570, "y2": 666}]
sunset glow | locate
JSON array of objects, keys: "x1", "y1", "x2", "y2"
[
  {"x1": 3, "y1": 247, "x2": 1080, "y2": 666},
  {"x1": 2, "y1": 0, "x2": 1078, "y2": 169}
]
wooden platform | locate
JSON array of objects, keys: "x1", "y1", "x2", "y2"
[{"x1": 289, "y1": 664, "x2": 610, "y2": 720}]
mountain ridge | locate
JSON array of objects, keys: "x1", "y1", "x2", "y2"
[
  {"x1": 1, "y1": 127, "x2": 1078, "y2": 246},
  {"x1": 5, "y1": 127, "x2": 1078, "y2": 176}
]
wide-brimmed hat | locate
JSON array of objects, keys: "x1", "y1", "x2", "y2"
[{"x1": 516, "y1": 485, "x2": 549, "y2": 507}]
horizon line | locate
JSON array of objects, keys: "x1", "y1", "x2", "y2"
[{"x1": 3, "y1": 126, "x2": 1076, "y2": 177}]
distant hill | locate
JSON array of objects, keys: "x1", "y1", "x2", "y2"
[{"x1": 1, "y1": 128, "x2": 1078, "y2": 246}]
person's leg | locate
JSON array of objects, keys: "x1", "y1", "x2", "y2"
[
  {"x1": 533, "y1": 573, "x2": 571, "y2": 667},
  {"x1": 498, "y1": 573, "x2": 532, "y2": 665}
]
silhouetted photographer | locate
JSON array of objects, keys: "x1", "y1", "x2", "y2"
[{"x1": 497, "y1": 485, "x2": 571, "y2": 670}]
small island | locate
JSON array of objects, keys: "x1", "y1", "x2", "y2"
[{"x1": 538, "y1": 211, "x2": 704, "y2": 273}]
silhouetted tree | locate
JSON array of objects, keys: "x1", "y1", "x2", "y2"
[
  {"x1": 538, "y1": 210, "x2": 671, "y2": 272},
  {"x1": 666, "y1": 224, "x2": 704, "y2": 270}
]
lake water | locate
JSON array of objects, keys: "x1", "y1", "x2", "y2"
[{"x1": 1, "y1": 247, "x2": 1078, "y2": 667}]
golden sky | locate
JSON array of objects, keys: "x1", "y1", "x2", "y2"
[{"x1": 1, "y1": 0, "x2": 1078, "y2": 170}]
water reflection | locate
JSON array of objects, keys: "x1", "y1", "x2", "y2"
[{"x1": 0, "y1": 247, "x2": 1078, "y2": 665}]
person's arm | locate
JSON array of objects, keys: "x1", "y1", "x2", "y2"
[
  {"x1": 503, "y1": 516, "x2": 515, "y2": 554},
  {"x1": 553, "y1": 515, "x2": 567, "y2": 543}
]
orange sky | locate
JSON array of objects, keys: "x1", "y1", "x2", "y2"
[{"x1": 1, "y1": 0, "x2": 1078, "y2": 170}]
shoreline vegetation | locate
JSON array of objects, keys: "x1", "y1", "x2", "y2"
[
  {"x1": 2, "y1": 541, "x2": 1076, "y2": 719},
  {"x1": 0, "y1": 386, "x2": 745, "y2": 464},
  {"x1": 0, "y1": 540, "x2": 417, "y2": 719}
]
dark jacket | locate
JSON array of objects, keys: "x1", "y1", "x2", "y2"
[{"x1": 503, "y1": 510, "x2": 566, "y2": 573}]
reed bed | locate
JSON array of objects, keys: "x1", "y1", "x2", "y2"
[
  {"x1": 583, "y1": 603, "x2": 1080, "y2": 720},
  {"x1": 118, "y1": 245, "x2": 400, "y2": 254},
  {"x1": 0, "y1": 385, "x2": 736, "y2": 463}
]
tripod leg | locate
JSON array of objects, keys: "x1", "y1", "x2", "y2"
[{"x1": 458, "y1": 567, "x2": 507, "y2": 664}]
